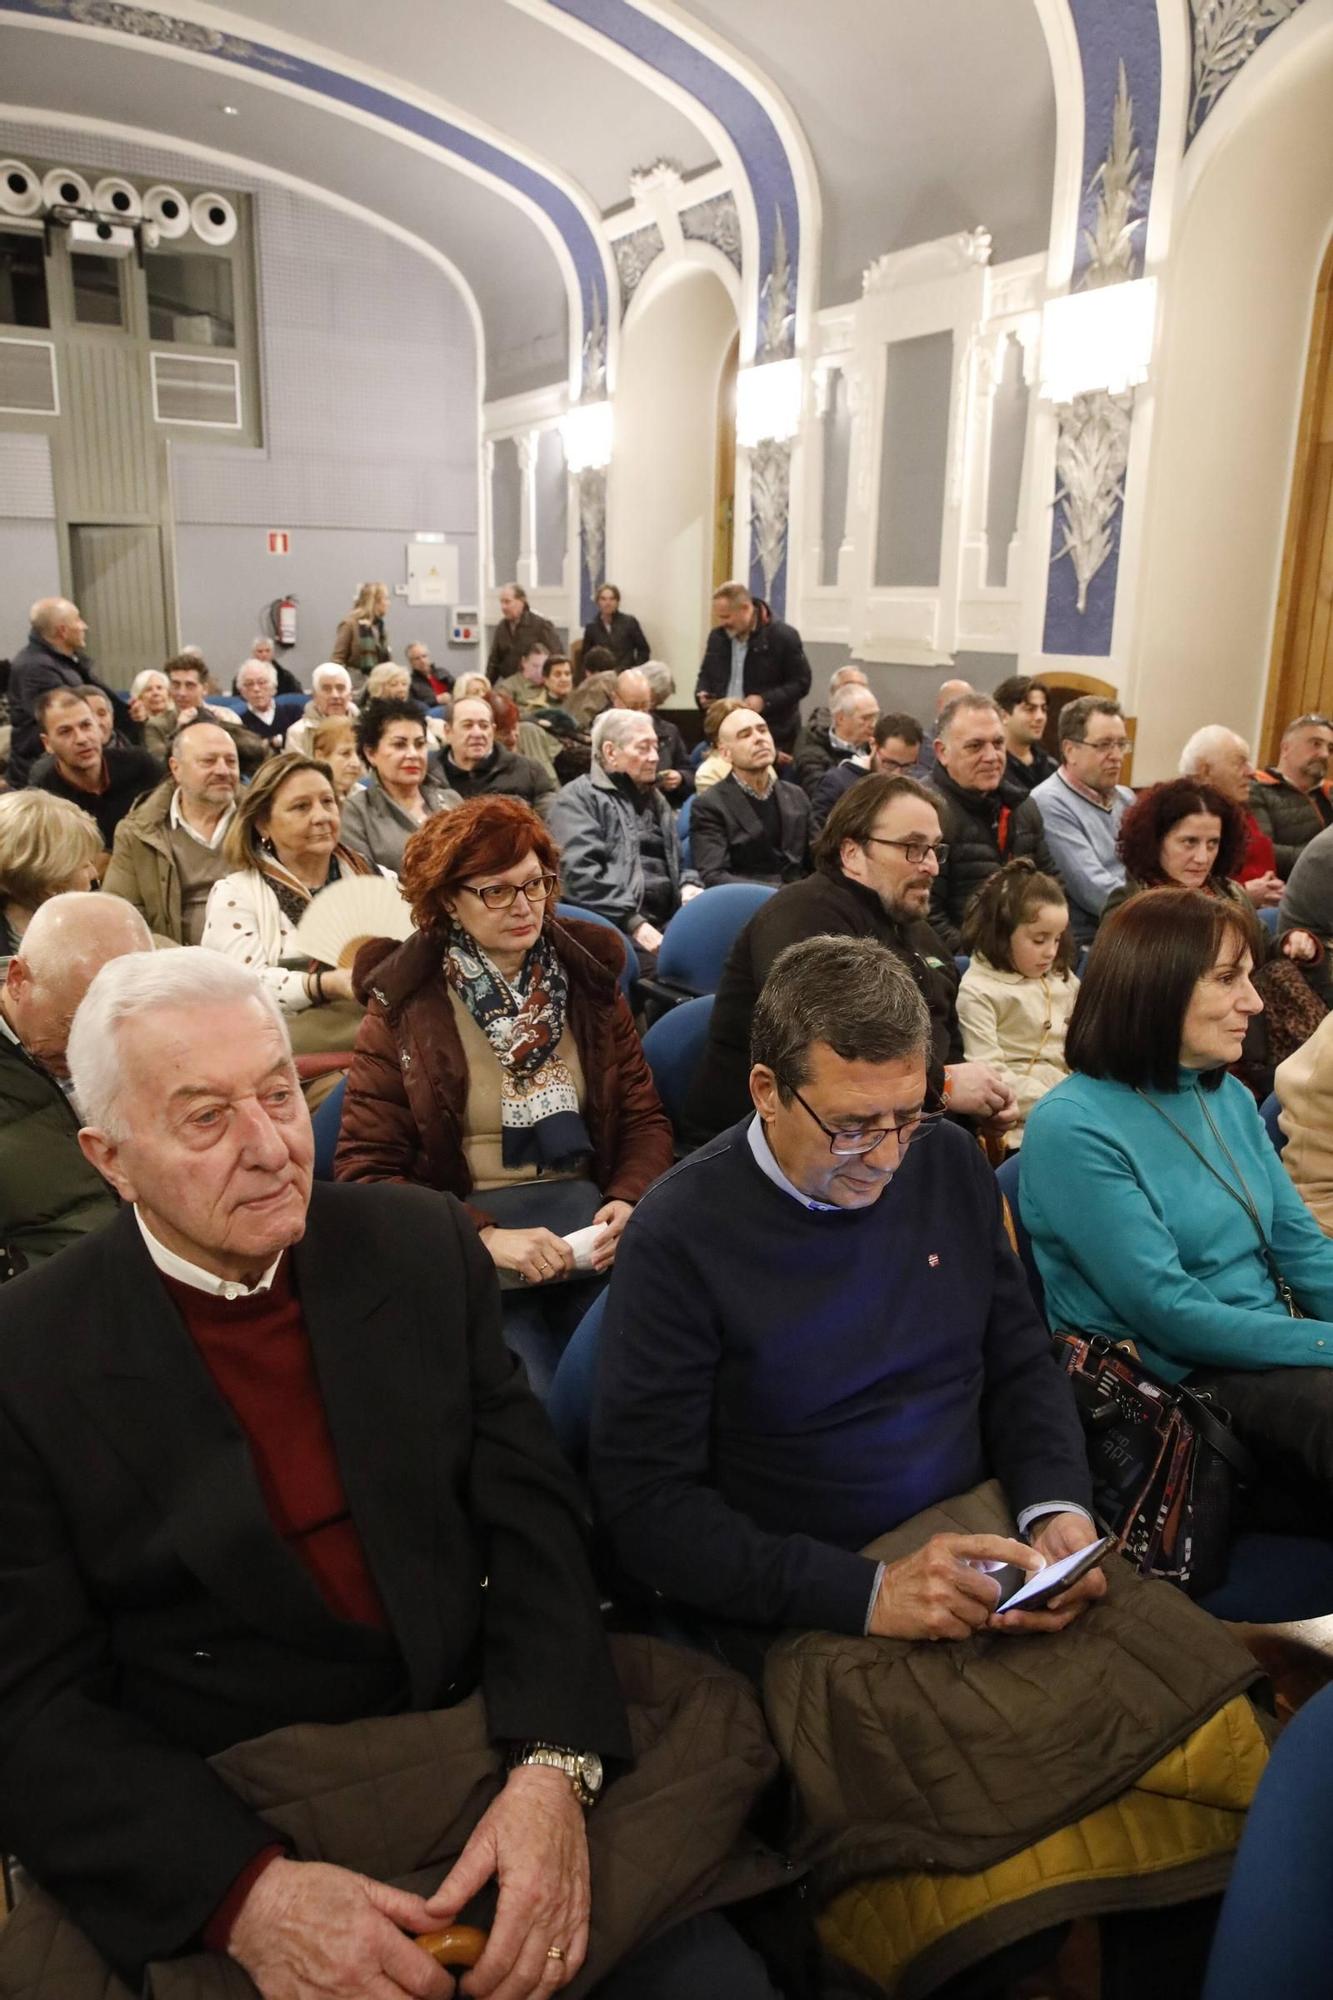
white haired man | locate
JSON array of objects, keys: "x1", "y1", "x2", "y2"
[
  {"x1": 619, "y1": 665, "x2": 692, "y2": 799},
  {"x1": 284, "y1": 662, "x2": 357, "y2": 756},
  {"x1": 1179, "y1": 723, "x2": 1283, "y2": 908},
  {"x1": 547, "y1": 709, "x2": 703, "y2": 972},
  {"x1": 0, "y1": 890, "x2": 151, "y2": 1273},
  {"x1": 791, "y1": 678, "x2": 880, "y2": 797},
  {"x1": 0, "y1": 949, "x2": 785, "y2": 2000},
  {"x1": 234, "y1": 657, "x2": 287, "y2": 744}
]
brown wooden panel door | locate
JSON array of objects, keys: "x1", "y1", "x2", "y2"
[
  {"x1": 1263, "y1": 241, "x2": 1333, "y2": 758},
  {"x1": 70, "y1": 523, "x2": 169, "y2": 689}
]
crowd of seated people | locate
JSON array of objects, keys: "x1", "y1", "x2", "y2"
[{"x1": 14, "y1": 573, "x2": 1333, "y2": 1999}]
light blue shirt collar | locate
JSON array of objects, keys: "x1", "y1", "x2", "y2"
[{"x1": 746, "y1": 1114, "x2": 842, "y2": 1213}]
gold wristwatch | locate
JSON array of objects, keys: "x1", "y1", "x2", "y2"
[{"x1": 511, "y1": 1741, "x2": 604, "y2": 1807}]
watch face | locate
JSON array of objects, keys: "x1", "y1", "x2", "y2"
[{"x1": 577, "y1": 1751, "x2": 604, "y2": 1793}]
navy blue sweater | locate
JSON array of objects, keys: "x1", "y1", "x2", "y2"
[{"x1": 591, "y1": 1118, "x2": 1091, "y2": 1635}]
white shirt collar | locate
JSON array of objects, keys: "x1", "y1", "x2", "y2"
[
  {"x1": 747, "y1": 1114, "x2": 842, "y2": 1213},
  {"x1": 135, "y1": 1208, "x2": 282, "y2": 1300},
  {"x1": 169, "y1": 789, "x2": 235, "y2": 851}
]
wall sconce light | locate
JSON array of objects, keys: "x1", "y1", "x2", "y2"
[
  {"x1": 1038, "y1": 277, "x2": 1157, "y2": 403},
  {"x1": 560, "y1": 400, "x2": 613, "y2": 473},
  {"x1": 736, "y1": 358, "x2": 802, "y2": 448}
]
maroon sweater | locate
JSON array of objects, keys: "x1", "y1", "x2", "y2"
[{"x1": 158, "y1": 1257, "x2": 388, "y2": 1947}]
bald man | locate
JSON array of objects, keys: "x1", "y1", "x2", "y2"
[
  {"x1": 0, "y1": 891, "x2": 152, "y2": 1272},
  {"x1": 916, "y1": 676, "x2": 975, "y2": 781},
  {"x1": 8, "y1": 597, "x2": 129, "y2": 789}
]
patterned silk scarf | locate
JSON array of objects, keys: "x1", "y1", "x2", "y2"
[{"x1": 444, "y1": 923, "x2": 591, "y2": 1169}]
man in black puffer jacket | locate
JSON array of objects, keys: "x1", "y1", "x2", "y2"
[{"x1": 926, "y1": 693, "x2": 1061, "y2": 954}]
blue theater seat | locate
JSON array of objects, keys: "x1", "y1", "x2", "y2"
[{"x1": 641, "y1": 994, "x2": 714, "y2": 1135}]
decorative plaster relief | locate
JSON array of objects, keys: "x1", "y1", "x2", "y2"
[
  {"x1": 758, "y1": 208, "x2": 793, "y2": 361},
  {"x1": 1188, "y1": 0, "x2": 1304, "y2": 135},
  {"x1": 1083, "y1": 61, "x2": 1143, "y2": 285},
  {"x1": 581, "y1": 285, "x2": 607, "y2": 400},
  {"x1": 43, "y1": 0, "x2": 296, "y2": 65},
  {"x1": 862, "y1": 228, "x2": 992, "y2": 296},
  {"x1": 749, "y1": 437, "x2": 791, "y2": 600},
  {"x1": 612, "y1": 224, "x2": 664, "y2": 316},
  {"x1": 1052, "y1": 390, "x2": 1133, "y2": 615},
  {"x1": 628, "y1": 157, "x2": 683, "y2": 196},
  {"x1": 577, "y1": 466, "x2": 607, "y2": 615},
  {"x1": 679, "y1": 191, "x2": 743, "y2": 275}
]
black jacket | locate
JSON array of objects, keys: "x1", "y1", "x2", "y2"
[
  {"x1": 683, "y1": 866, "x2": 960, "y2": 1142},
  {"x1": 580, "y1": 610, "x2": 650, "y2": 668},
  {"x1": 695, "y1": 615, "x2": 812, "y2": 751},
  {"x1": 690, "y1": 773, "x2": 809, "y2": 888},
  {"x1": 652, "y1": 713, "x2": 694, "y2": 799},
  {"x1": 791, "y1": 713, "x2": 850, "y2": 796},
  {"x1": 485, "y1": 609, "x2": 561, "y2": 683},
  {"x1": 442, "y1": 743, "x2": 555, "y2": 809},
  {"x1": 0, "y1": 1185, "x2": 629, "y2": 1983},
  {"x1": 1004, "y1": 745, "x2": 1058, "y2": 797},
  {"x1": 1250, "y1": 769, "x2": 1333, "y2": 877},
  {"x1": 926, "y1": 768, "x2": 1061, "y2": 955},
  {"x1": 7, "y1": 629, "x2": 127, "y2": 788}
]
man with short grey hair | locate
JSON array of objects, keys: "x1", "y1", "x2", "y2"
[
  {"x1": 0, "y1": 948, "x2": 782, "y2": 2000},
  {"x1": 792, "y1": 679, "x2": 880, "y2": 797},
  {"x1": 1030, "y1": 696, "x2": 1135, "y2": 945},
  {"x1": 8, "y1": 595, "x2": 128, "y2": 788},
  {"x1": 0, "y1": 890, "x2": 151, "y2": 1273},
  {"x1": 1180, "y1": 723, "x2": 1283, "y2": 907},
  {"x1": 1250, "y1": 712, "x2": 1333, "y2": 877},
  {"x1": 694, "y1": 581, "x2": 811, "y2": 751},
  {"x1": 547, "y1": 709, "x2": 702, "y2": 969},
  {"x1": 927, "y1": 694, "x2": 1059, "y2": 953}
]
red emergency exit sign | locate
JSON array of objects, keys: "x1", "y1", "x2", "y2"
[{"x1": 267, "y1": 530, "x2": 290, "y2": 555}]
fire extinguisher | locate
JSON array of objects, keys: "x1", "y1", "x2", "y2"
[{"x1": 266, "y1": 596, "x2": 298, "y2": 649}]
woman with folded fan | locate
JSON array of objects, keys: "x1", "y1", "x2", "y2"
[
  {"x1": 200, "y1": 752, "x2": 372, "y2": 1041},
  {"x1": 335, "y1": 794, "x2": 672, "y2": 1388},
  {"x1": 1023, "y1": 886, "x2": 1333, "y2": 1512}
]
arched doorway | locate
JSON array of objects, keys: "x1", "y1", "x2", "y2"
[{"x1": 609, "y1": 261, "x2": 739, "y2": 693}]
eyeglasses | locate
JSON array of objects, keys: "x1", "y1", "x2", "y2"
[
  {"x1": 781, "y1": 1078, "x2": 946, "y2": 1156},
  {"x1": 459, "y1": 871, "x2": 558, "y2": 911},
  {"x1": 1073, "y1": 735, "x2": 1131, "y2": 754},
  {"x1": 864, "y1": 835, "x2": 950, "y2": 866}
]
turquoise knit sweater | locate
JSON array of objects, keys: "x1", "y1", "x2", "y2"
[{"x1": 1022, "y1": 1068, "x2": 1333, "y2": 1379}]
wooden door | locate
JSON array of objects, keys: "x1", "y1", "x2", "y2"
[
  {"x1": 1262, "y1": 237, "x2": 1333, "y2": 760},
  {"x1": 714, "y1": 332, "x2": 738, "y2": 587}
]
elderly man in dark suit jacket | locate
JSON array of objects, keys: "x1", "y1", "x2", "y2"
[
  {"x1": 690, "y1": 706, "x2": 809, "y2": 887},
  {"x1": 0, "y1": 950, "x2": 782, "y2": 2000}
]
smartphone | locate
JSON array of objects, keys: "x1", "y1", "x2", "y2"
[{"x1": 989, "y1": 1535, "x2": 1113, "y2": 1614}]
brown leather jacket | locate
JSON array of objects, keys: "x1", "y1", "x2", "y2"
[{"x1": 336, "y1": 916, "x2": 673, "y2": 1227}]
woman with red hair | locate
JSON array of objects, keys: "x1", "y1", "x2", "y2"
[{"x1": 335, "y1": 794, "x2": 672, "y2": 1387}]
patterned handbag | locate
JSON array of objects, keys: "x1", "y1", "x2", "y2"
[{"x1": 1052, "y1": 1331, "x2": 1257, "y2": 1597}]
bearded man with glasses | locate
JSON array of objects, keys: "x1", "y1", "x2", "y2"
[{"x1": 683, "y1": 773, "x2": 1018, "y2": 1143}]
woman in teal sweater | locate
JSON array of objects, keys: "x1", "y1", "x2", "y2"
[{"x1": 1023, "y1": 887, "x2": 1333, "y2": 1497}]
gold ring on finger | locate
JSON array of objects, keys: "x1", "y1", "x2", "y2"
[{"x1": 547, "y1": 1945, "x2": 566, "y2": 1961}]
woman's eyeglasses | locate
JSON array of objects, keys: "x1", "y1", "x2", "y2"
[
  {"x1": 781, "y1": 1079, "x2": 946, "y2": 1156},
  {"x1": 459, "y1": 872, "x2": 559, "y2": 912}
]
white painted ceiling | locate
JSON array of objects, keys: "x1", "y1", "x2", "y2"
[{"x1": 0, "y1": 0, "x2": 1056, "y2": 397}]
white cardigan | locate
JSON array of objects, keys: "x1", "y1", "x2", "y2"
[
  {"x1": 200, "y1": 867, "x2": 313, "y2": 1012},
  {"x1": 956, "y1": 952, "x2": 1079, "y2": 1147}
]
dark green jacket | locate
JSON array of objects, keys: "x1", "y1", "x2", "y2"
[{"x1": 0, "y1": 1031, "x2": 116, "y2": 1275}]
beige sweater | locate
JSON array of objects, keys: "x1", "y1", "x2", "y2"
[
  {"x1": 956, "y1": 953, "x2": 1078, "y2": 1148},
  {"x1": 1275, "y1": 1008, "x2": 1333, "y2": 1235}
]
